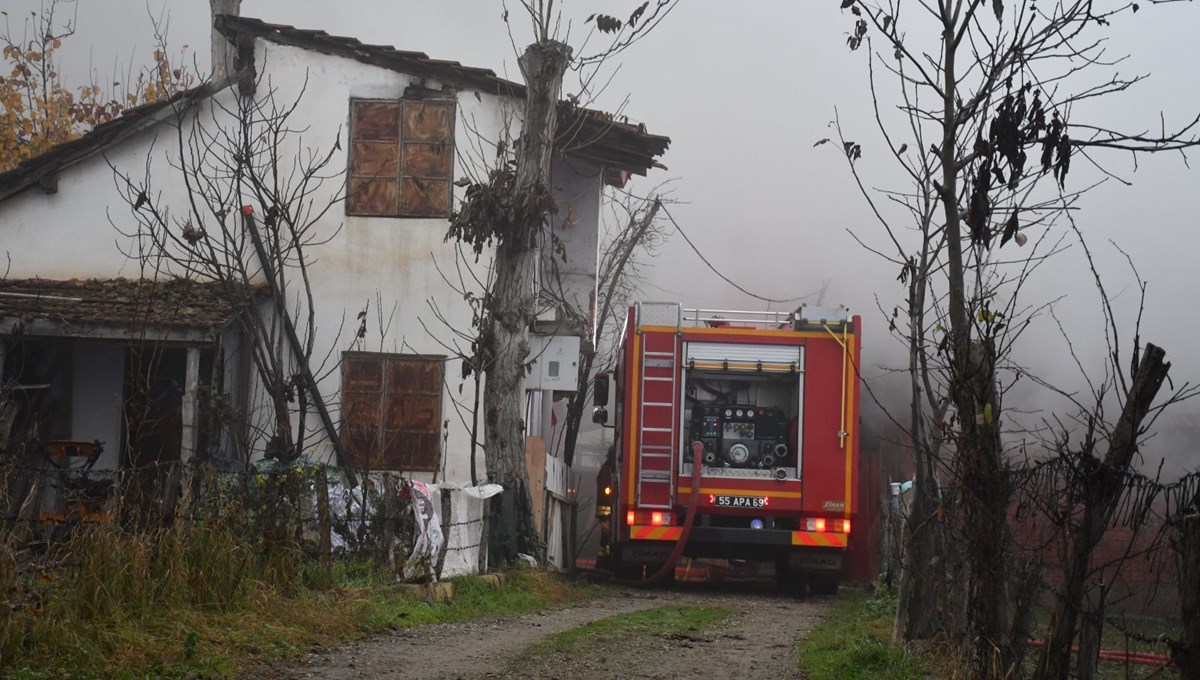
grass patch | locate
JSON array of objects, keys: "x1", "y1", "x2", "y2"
[
  {"x1": 4, "y1": 566, "x2": 599, "y2": 680},
  {"x1": 532, "y1": 604, "x2": 729, "y2": 656},
  {"x1": 797, "y1": 588, "x2": 926, "y2": 680}
]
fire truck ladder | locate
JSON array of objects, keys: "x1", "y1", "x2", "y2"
[{"x1": 637, "y1": 339, "x2": 679, "y2": 509}]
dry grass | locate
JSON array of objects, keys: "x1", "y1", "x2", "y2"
[{"x1": 0, "y1": 467, "x2": 599, "y2": 679}]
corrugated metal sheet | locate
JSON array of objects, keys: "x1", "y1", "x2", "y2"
[{"x1": 685, "y1": 342, "x2": 802, "y2": 371}]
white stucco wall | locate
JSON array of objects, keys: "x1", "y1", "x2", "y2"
[
  {"x1": 0, "y1": 36, "x2": 618, "y2": 492},
  {"x1": 544, "y1": 156, "x2": 603, "y2": 325},
  {"x1": 246, "y1": 41, "x2": 519, "y2": 483}
]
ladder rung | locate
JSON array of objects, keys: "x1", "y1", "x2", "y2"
[
  {"x1": 640, "y1": 471, "x2": 671, "y2": 480},
  {"x1": 644, "y1": 351, "x2": 676, "y2": 357},
  {"x1": 641, "y1": 427, "x2": 673, "y2": 433},
  {"x1": 643, "y1": 376, "x2": 675, "y2": 382},
  {"x1": 643, "y1": 401, "x2": 674, "y2": 407}
]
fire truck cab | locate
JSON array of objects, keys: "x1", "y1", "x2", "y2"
[{"x1": 594, "y1": 302, "x2": 861, "y2": 594}]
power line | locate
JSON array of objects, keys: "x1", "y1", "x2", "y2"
[{"x1": 659, "y1": 203, "x2": 817, "y2": 305}]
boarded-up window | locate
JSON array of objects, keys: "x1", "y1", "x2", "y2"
[
  {"x1": 347, "y1": 98, "x2": 455, "y2": 217},
  {"x1": 342, "y1": 353, "x2": 444, "y2": 471}
]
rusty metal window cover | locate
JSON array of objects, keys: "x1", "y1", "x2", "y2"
[
  {"x1": 341, "y1": 352, "x2": 444, "y2": 471},
  {"x1": 347, "y1": 98, "x2": 455, "y2": 218}
]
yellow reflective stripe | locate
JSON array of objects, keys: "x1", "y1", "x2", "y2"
[
  {"x1": 630, "y1": 525, "x2": 683, "y2": 541},
  {"x1": 790, "y1": 531, "x2": 848, "y2": 548}
]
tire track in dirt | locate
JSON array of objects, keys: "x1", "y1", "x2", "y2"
[
  {"x1": 261, "y1": 583, "x2": 831, "y2": 680},
  {"x1": 263, "y1": 590, "x2": 668, "y2": 680}
]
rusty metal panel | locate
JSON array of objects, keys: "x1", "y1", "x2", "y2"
[
  {"x1": 382, "y1": 432, "x2": 439, "y2": 470},
  {"x1": 351, "y1": 141, "x2": 399, "y2": 177},
  {"x1": 400, "y1": 142, "x2": 452, "y2": 178},
  {"x1": 383, "y1": 396, "x2": 439, "y2": 432},
  {"x1": 387, "y1": 358, "x2": 442, "y2": 393},
  {"x1": 401, "y1": 101, "x2": 454, "y2": 142},
  {"x1": 400, "y1": 177, "x2": 450, "y2": 217},
  {"x1": 352, "y1": 101, "x2": 401, "y2": 141},
  {"x1": 342, "y1": 354, "x2": 384, "y2": 392},
  {"x1": 347, "y1": 177, "x2": 398, "y2": 215}
]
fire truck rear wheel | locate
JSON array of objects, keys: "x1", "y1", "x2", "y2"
[
  {"x1": 774, "y1": 557, "x2": 807, "y2": 597},
  {"x1": 809, "y1": 574, "x2": 840, "y2": 596}
]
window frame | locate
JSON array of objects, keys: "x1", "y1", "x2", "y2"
[
  {"x1": 340, "y1": 351, "x2": 445, "y2": 472},
  {"x1": 345, "y1": 96, "x2": 457, "y2": 219}
]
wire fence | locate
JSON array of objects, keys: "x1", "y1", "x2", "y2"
[{"x1": 0, "y1": 459, "x2": 496, "y2": 583}]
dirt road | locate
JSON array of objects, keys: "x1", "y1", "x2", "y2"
[{"x1": 269, "y1": 582, "x2": 831, "y2": 680}]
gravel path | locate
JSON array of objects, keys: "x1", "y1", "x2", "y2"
[{"x1": 263, "y1": 582, "x2": 831, "y2": 680}]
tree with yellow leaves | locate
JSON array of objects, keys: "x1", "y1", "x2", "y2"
[{"x1": 0, "y1": 0, "x2": 194, "y2": 173}]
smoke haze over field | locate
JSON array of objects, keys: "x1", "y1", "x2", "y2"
[{"x1": 8, "y1": 0, "x2": 1200, "y2": 477}]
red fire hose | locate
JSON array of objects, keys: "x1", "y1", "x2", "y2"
[
  {"x1": 616, "y1": 441, "x2": 704, "y2": 585},
  {"x1": 1025, "y1": 639, "x2": 1177, "y2": 668}
]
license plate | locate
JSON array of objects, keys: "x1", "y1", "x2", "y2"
[{"x1": 713, "y1": 495, "x2": 766, "y2": 508}]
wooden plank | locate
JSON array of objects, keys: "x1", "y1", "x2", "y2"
[
  {"x1": 180, "y1": 347, "x2": 200, "y2": 465},
  {"x1": 525, "y1": 436, "x2": 547, "y2": 535}
]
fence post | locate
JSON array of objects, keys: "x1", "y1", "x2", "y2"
[
  {"x1": 434, "y1": 487, "x2": 451, "y2": 579},
  {"x1": 478, "y1": 501, "x2": 490, "y2": 575},
  {"x1": 316, "y1": 467, "x2": 332, "y2": 586},
  {"x1": 1173, "y1": 513, "x2": 1200, "y2": 675},
  {"x1": 569, "y1": 499, "x2": 578, "y2": 575},
  {"x1": 380, "y1": 473, "x2": 396, "y2": 573}
]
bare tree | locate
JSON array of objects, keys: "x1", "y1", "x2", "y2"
[
  {"x1": 835, "y1": 0, "x2": 1199, "y2": 675},
  {"x1": 110, "y1": 74, "x2": 355, "y2": 482},
  {"x1": 447, "y1": 1, "x2": 677, "y2": 561}
]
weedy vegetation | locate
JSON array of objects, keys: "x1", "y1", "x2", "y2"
[{"x1": 798, "y1": 588, "x2": 928, "y2": 680}]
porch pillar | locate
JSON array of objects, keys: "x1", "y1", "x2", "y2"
[{"x1": 181, "y1": 346, "x2": 200, "y2": 464}]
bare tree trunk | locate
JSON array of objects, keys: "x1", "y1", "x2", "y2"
[
  {"x1": 896, "y1": 264, "x2": 948, "y2": 642},
  {"x1": 484, "y1": 39, "x2": 571, "y2": 562},
  {"x1": 1036, "y1": 344, "x2": 1171, "y2": 680},
  {"x1": 933, "y1": 13, "x2": 1010, "y2": 673},
  {"x1": 1173, "y1": 513, "x2": 1200, "y2": 679}
]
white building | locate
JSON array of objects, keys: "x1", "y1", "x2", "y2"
[{"x1": 0, "y1": 10, "x2": 668, "y2": 569}]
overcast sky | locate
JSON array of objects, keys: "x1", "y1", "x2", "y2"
[{"x1": 8, "y1": 0, "x2": 1200, "y2": 474}]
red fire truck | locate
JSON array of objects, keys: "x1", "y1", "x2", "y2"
[{"x1": 593, "y1": 302, "x2": 862, "y2": 594}]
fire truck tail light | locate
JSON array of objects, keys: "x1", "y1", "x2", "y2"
[
  {"x1": 603, "y1": 486, "x2": 612, "y2": 496},
  {"x1": 626, "y1": 510, "x2": 675, "y2": 526},
  {"x1": 804, "y1": 518, "x2": 850, "y2": 533}
]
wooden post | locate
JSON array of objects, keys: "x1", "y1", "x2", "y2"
[
  {"x1": 434, "y1": 487, "x2": 451, "y2": 580},
  {"x1": 316, "y1": 467, "x2": 332, "y2": 587},
  {"x1": 1077, "y1": 585, "x2": 1106, "y2": 680},
  {"x1": 1173, "y1": 514, "x2": 1200, "y2": 677},
  {"x1": 181, "y1": 347, "x2": 200, "y2": 464},
  {"x1": 478, "y1": 506, "x2": 490, "y2": 574},
  {"x1": 380, "y1": 474, "x2": 396, "y2": 573}
]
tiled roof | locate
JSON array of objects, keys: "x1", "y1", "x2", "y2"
[
  {"x1": 216, "y1": 15, "x2": 670, "y2": 175},
  {"x1": 0, "y1": 16, "x2": 670, "y2": 204},
  {"x1": 0, "y1": 278, "x2": 260, "y2": 331},
  {"x1": 0, "y1": 82, "x2": 227, "y2": 203}
]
